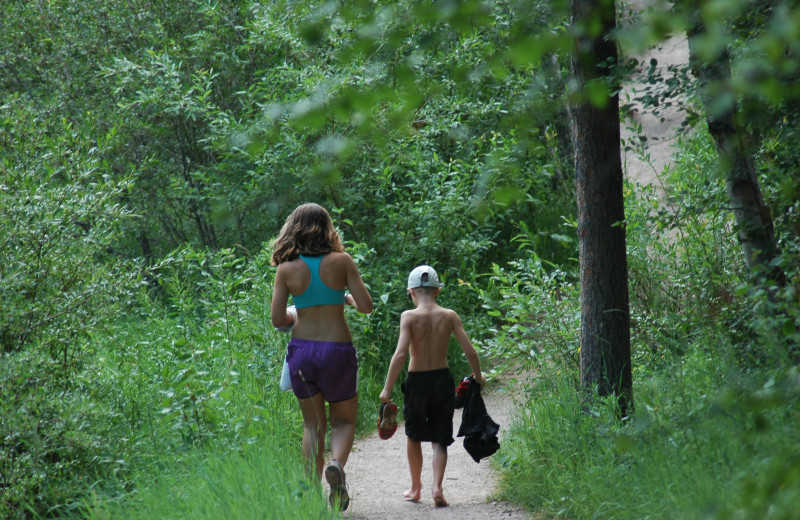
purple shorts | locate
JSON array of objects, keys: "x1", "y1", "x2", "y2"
[{"x1": 286, "y1": 338, "x2": 358, "y2": 402}]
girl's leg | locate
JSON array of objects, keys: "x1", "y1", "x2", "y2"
[
  {"x1": 327, "y1": 394, "x2": 358, "y2": 466},
  {"x1": 404, "y1": 438, "x2": 423, "y2": 501},
  {"x1": 431, "y1": 442, "x2": 449, "y2": 507},
  {"x1": 297, "y1": 393, "x2": 327, "y2": 479},
  {"x1": 326, "y1": 395, "x2": 357, "y2": 511}
]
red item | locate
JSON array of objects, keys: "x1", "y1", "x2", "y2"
[
  {"x1": 454, "y1": 374, "x2": 473, "y2": 409},
  {"x1": 455, "y1": 376, "x2": 472, "y2": 399},
  {"x1": 377, "y1": 402, "x2": 398, "y2": 440}
]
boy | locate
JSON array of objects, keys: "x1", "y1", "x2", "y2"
[{"x1": 379, "y1": 265, "x2": 486, "y2": 507}]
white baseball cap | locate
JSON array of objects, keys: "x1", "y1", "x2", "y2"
[{"x1": 407, "y1": 265, "x2": 444, "y2": 289}]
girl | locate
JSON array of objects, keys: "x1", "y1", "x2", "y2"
[{"x1": 271, "y1": 203, "x2": 373, "y2": 511}]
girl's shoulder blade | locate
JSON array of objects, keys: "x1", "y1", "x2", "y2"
[{"x1": 327, "y1": 251, "x2": 353, "y2": 264}]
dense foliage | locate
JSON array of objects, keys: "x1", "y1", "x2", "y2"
[{"x1": 1, "y1": 0, "x2": 798, "y2": 518}]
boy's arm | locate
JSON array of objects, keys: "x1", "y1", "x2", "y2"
[
  {"x1": 452, "y1": 311, "x2": 486, "y2": 386},
  {"x1": 379, "y1": 312, "x2": 412, "y2": 403}
]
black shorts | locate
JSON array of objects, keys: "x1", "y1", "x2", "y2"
[{"x1": 401, "y1": 368, "x2": 455, "y2": 446}]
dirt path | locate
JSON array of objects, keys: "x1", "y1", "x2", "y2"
[{"x1": 343, "y1": 381, "x2": 531, "y2": 520}]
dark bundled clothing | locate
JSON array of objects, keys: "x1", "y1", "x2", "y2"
[{"x1": 456, "y1": 376, "x2": 500, "y2": 463}]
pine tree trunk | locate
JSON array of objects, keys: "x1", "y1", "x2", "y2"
[{"x1": 571, "y1": 0, "x2": 633, "y2": 417}]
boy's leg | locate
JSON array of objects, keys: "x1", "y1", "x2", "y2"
[
  {"x1": 297, "y1": 393, "x2": 327, "y2": 479},
  {"x1": 404, "y1": 437, "x2": 423, "y2": 501},
  {"x1": 328, "y1": 394, "x2": 358, "y2": 466},
  {"x1": 431, "y1": 442, "x2": 449, "y2": 507}
]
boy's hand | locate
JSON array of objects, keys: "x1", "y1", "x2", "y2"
[
  {"x1": 379, "y1": 389, "x2": 391, "y2": 403},
  {"x1": 473, "y1": 373, "x2": 487, "y2": 386}
]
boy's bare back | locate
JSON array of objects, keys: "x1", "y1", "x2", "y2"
[
  {"x1": 402, "y1": 303, "x2": 462, "y2": 372},
  {"x1": 392, "y1": 292, "x2": 484, "y2": 387}
]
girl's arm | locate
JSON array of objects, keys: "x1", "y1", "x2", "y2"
[
  {"x1": 270, "y1": 264, "x2": 295, "y2": 329},
  {"x1": 343, "y1": 254, "x2": 373, "y2": 314}
]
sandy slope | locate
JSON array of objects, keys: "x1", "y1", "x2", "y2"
[{"x1": 620, "y1": 0, "x2": 689, "y2": 190}]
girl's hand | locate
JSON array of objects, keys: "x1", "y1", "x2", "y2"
[{"x1": 275, "y1": 305, "x2": 297, "y2": 333}]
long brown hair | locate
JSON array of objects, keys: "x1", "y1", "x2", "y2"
[{"x1": 271, "y1": 203, "x2": 345, "y2": 265}]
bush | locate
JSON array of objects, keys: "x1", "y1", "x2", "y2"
[
  {"x1": 0, "y1": 349, "x2": 124, "y2": 519},
  {"x1": 0, "y1": 95, "x2": 133, "y2": 355}
]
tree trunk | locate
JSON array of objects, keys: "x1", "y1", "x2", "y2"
[
  {"x1": 571, "y1": 0, "x2": 633, "y2": 417},
  {"x1": 685, "y1": 3, "x2": 785, "y2": 286}
]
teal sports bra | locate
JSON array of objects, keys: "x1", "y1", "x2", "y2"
[{"x1": 292, "y1": 254, "x2": 346, "y2": 309}]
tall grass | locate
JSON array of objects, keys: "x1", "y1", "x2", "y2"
[
  {"x1": 83, "y1": 442, "x2": 332, "y2": 520},
  {"x1": 498, "y1": 346, "x2": 800, "y2": 519}
]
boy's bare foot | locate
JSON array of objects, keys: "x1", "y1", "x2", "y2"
[
  {"x1": 433, "y1": 490, "x2": 449, "y2": 507},
  {"x1": 403, "y1": 488, "x2": 421, "y2": 501}
]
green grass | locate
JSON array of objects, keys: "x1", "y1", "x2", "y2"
[
  {"x1": 496, "y1": 346, "x2": 800, "y2": 519},
  {"x1": 82, "y1": 441, "x2": 333, "y2": 520}
]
